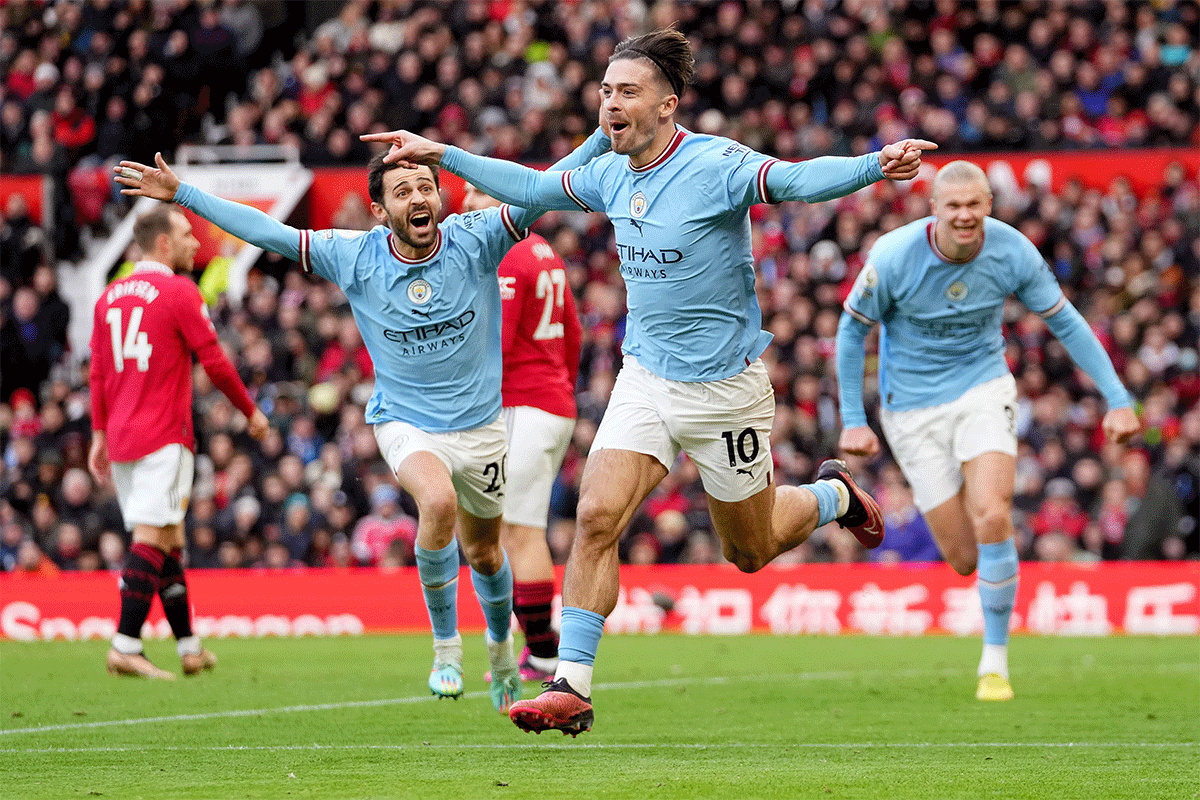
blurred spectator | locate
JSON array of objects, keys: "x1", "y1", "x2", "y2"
[{"x1": 350, "y1": 484, "x2": 417, "y2": 567}]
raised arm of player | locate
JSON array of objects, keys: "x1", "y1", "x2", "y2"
[
  {"x1": 765, "y1": 139, "x2": 937, "y2": 204},
  {"x1": 116, "y1": 153, "x2": 303, "y2": 262},
  {"x1": 503, "y1": 128, "x2": 611, "y2": 231}
]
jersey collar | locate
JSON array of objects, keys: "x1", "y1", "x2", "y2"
[
  {"x1": 130, "y1": 260, "x2": 175, "y2": 276},
  {"x1": 389, "y1": 228, "x2": 442, "y2": 264},
  {"x1": 628, "y1": 127, "x2": 687, "y2": 173},
  {"x1": 926, "y1": 221, "x2": 984, "y2": 264}
]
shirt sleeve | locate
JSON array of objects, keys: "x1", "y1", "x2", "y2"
[
  {"x1": 174, "y1": 182, "x2": 302, "y2": 261},
  {"x1": 440, "y1": 147, "x2": 584, "y2": 213},
  {"x1": 504, "y1": 128, "x2": 612, "y2": 231},
  {"x1": 298, "y1": 228, "x2": 371, "y2": 287},
  {"x1": 1042, "y1": 299, "x2": 1134, "y2": 410},
  {"x1": 764, "y1": 153, "x2": 885, "y2": 204},
  {"x1": 173, "y1": 281, "x2": 257, "y2": 419},
  {"x1": 838, "y1": 257, "x2": 890, "y2": 429}
]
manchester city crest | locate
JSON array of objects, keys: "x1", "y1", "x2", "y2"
[
  {"x1": 407, "y1": 278, "x2": 432, "y2": 304},
  {"x1": 946, "y1": 280, "x2": 969, "y2": 301},
  {"x1": 630, "y1": 191, "x2": 647, "y2": 218}
]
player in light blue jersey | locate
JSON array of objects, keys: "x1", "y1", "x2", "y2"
[
  {"x1": 114, "y1": 130, "x2": 610, "y2": 714},
  {"x1": 836, "y1": 161, "x2": 1141, "y2": 702},
  {"x1": 365, "y1": 28, "x2": 937, "y2": 736}
]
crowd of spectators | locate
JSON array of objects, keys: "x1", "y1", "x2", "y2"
[{"x1": 1, "y1": 0, "x2": 1198, "y2": 577}]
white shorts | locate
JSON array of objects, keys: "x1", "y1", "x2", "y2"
[
  {"x1": 880, "y1": 374, "x2": 1018, "y2": 512},
  {"x1": 591, "y1": 356, "x2": 774, "y2": 503},
  {"x1": 502, "y1": 405, "x2": 575, "y2": 528},
  {"x1": 112, "y1": 444, "x2": 194, "y2": 529},
  {"x1": 374, "y1": 417, "x2": 508, "y2": 520}
]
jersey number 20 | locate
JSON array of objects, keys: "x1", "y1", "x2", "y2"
[{"x1": 105, "y1": 307, "x2": 153, "y2": 372}]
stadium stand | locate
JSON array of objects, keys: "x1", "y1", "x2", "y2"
[{"x1": 1, "y1": 0, "x2": 1197, "y2": 574}]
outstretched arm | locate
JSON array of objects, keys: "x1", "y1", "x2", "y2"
[
  {"x1": 115, "y1": 153, "x2": 303, "y2": 261},
  {"x1": 361, "y1": 129, "x2": 578, "y2": 211},
  {"x1": 765, "y1": 139, "x2": 937, "y2": 204},
  {"x1": 504, "y1": 127, "x2": 611, "y2": 230}
]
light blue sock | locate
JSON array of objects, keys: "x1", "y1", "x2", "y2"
[
  {"x1": 416, "y1": 541, "x2": 460, "y2": 640},
  {"x1": 558, "y1": 607, "x2": 606, "y2": 666},
  {"x1": 807, "y1": 481, "x2": 841, "y2": 527},
  {"x1": 977, "y1": 539, "x2": 1019, "y2": 646},
  {"x1": 470, "y1": 552, "x2": 513, "y2": 643}
]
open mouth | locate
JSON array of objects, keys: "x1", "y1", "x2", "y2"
[
  {"x1": 610, "y1": 121, "x2": 629, "y2": 134},
  {"x1": 409, "y1": 211, "x2": 432, "y2": 232}
]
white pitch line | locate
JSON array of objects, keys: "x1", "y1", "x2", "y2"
[
  {"x1": 1, "y1": 742, "x2": 1196, "y2": 755},
  {"x1": 0, "y1": 668, "x2": 944, "y2": 737}
]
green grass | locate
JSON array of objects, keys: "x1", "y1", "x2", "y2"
[{"x1": 1, "y1": 635, "x2": 1196, "y2": 800}]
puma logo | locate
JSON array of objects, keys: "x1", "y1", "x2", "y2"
[
  {"x1": 736, "y1": 466, "x2": 755, "y2": 478},
  {"x1": 412, "y1": 309, "x2": 432, "y2": 318},
  {"x1": 629, "y1": 219, "x2": 644, "y2": 235}
]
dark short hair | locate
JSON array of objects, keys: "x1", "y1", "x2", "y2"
[
  {"x1": 610, "y1": 28, "x2": 694, "y2": 98},
  {"x1": 367, "y1": 153, "x2": 440, "y2": 205},
  {"x1": 132, "y1": 206, "x2": 178, "y2": 252}
]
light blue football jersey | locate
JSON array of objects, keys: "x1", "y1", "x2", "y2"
[
  {"x1": 177, "y1": 181, "x2": 523, "y2": 430},
  {"x1": 298, "y1": 212, "x2": 517, "y2": 430},
  {"x1": 842, "y1": 216, "x2": 1063, "y2": 414},
  {"x1": 442, "y1": 128, "x2": 883, "y2": 381}
]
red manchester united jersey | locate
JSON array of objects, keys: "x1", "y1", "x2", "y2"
[
  {"x1": 499, "y1": 234, "x2": 580, "y2": 418},
  {"x1": 89, "y1": 262, "x2": 255, "y2": 462}
]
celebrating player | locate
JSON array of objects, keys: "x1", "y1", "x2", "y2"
[
  {"x1": 90, "y1": 205, "x2": 270, "y2": 679},
  {"x1": 835, "y1": 160, "x2": 1140, "y2": 701},
  {"x1": 113, "y1": 130, "x2": 608, "y2": 711},
  {"x1": 363, "y1": 27, "x2": 936, "y2": 735}
]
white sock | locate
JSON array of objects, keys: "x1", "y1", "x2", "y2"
[
  {"x1": 820, "y1": 479, "x2": 851, "y2": 516},
  {"x1": 112, "y1": 633, "x2": 142, "y2": 655},
  {"x1": 176, "y1": 635, "x2": 202, "y2": 657},
  {"x1": 555, "y1": 660, "x2": 594, "y2": 698},
  {"x1": 432, "y1": 632, "x2": 463, "y2": 668},
  {"x1": 978, "y1": 643, "x2": 1009, "y2": 679},
  {"x1": 526, "y1": 653, "x2": 559, "y2": 672},
  {"x1": 485, "y1": 630, "x2": 516, "y2": 672}
]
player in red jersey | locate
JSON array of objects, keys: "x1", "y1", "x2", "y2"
[
  {"x1": 463, "y1": 184, "x2": 580, "y2": 683},
  {"x1": 89, "y1": 204, "x2": 269, "y2": 679}
]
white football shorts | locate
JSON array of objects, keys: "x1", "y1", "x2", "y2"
[
  {"x1": 111, "y1": 443, "x2": 194, "y2": 529},
  {"x1": 374, "y1": 416, "x2": 508, "y2": 520},
  {"x1": 880, "y1": 374, "x2": 1019, "y2": 512},
  {"x1": 502, "y1": 405, "x2": 575, "y2": 528},
  {"x1": 590, "y1": 356, "x2": 774, "y2": 503}
]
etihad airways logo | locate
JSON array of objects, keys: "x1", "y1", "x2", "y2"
[
  {"x1": 616, "y1": 243, "x2": 682, "y2": 264},
  {"x1": 383, "y1": 309, "x2": 476, "y2": 343}
]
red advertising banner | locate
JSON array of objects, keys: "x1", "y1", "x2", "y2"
[
  {"x1": 2, "y1": 562, "x2": 1195, "y2": 641},
  {"x1": 921, "y1": 147, "x2": 1197, "y2": 198}
]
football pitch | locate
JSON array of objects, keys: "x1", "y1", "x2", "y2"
[{"x1": 1, "y1": 634, "x2": 1196, "y2": 800}]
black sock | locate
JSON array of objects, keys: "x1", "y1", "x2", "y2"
[
  {"x1": 158, "y1": 548, "x2": 194, "y2": 640},
  {"x1": 514, "y1": 580, "x2": 558, "y2": 659},
  {"x1": 117, "y1": 543, "x2": 165, "y2": 642}
]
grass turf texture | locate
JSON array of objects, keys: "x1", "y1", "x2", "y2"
[{"x1": 1, "y1": 635, "x2": 1195, "y2": 800}]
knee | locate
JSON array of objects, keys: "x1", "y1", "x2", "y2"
[
  {"x1": 460, "y1": 538, "x2": 502, "y2": 574},
  {"x1": 575, "y1": 496, "x2": 622, "y2": 546},
  {"x1": 721, "y1": 541, "x2": 769, "y2": 574},
  {"x1": 416, "y1": 487, "x2": 458, "y2": 530},
  {"x1": 973, "y1": 506, "x2": 1013, "y2": 544}
]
